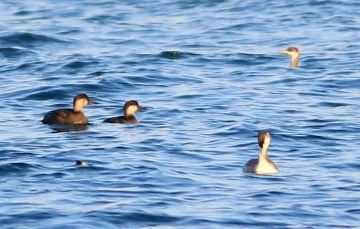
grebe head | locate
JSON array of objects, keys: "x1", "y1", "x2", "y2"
[
  {"x1": 73, "y1": 94, "x2": 97, "y2": 112},
  {"x1": 123, "y1": 100, "x2": 141, "y2": 117},
  {"x1": 281, "y1": 47, "x2": 299, "y2": 56},
  {"x1": 280, "y1": 47, "x2": 300, "y2": 68},
  {"x1": 258, "y1": 131, "x2": 271, "y2": 148}
]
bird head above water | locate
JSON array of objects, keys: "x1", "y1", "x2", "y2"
[
  {"x1": 75, "y1": 160, "x2": 88, "y2": 166},
  {"x1": 123, "y1": 100, "x2": 141, "y2": 117},
  {"x1": 258, "y1": 131, "x2": 271, "y2": 149},
  {"x1": 73, "y1": 93, "x2": 97, "y2": 112},
  {"x1": 280, "y1": 46, "x2": 300, "y2": 68}
]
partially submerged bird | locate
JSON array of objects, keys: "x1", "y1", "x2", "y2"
[
  {"x1": 75, "y1": 160, "x2": 88, "y2": 166},
  {"x1": 42, "y1": 93, "x2": 97, "y2": 124},
  {"x1": 104, "y1": 100, "x2": 141, "y2": 124},
  {"x1": 243, "y1": 131, "x2": 279, "y2": 175},
  {"x1": 281, "y1": 47, "x2": 299, "y2": 68}
]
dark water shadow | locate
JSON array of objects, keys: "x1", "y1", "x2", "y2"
[{"x1": 45, "y1": 124, "x2": 88, "y2": 133}]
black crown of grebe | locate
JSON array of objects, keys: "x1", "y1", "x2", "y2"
[
  {"x1": 42, "y1": 93, "x2": 97, "y2": 125},
  {"x1": 104, "y1": 100, "x2": 142, "y2": 124},
  {"x1": 281, "y1": 46, "x2": 300, "y2": 68},
  {"x1": 243, "y1": 131, "x2": 279, "y2": 175}
]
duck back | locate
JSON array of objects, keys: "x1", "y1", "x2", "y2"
[
  {"x1": 42, "y1": 109, "x2": 89, "y2": 124},
  {"x1": 104, "y1": 115, "x2": 138, "y2": 124}
]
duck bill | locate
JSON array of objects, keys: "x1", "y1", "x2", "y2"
[
  {"x1": 139, "y1": 106, "x2": 147, "y2": 111},
  {"x1": 89, "y1": 99, "x2": 98, "y2": 105},
  {"x1": 280, "y1": 50, "x2": 288, "y2": 54}
]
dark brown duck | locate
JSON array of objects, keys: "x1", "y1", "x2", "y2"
[
  {"x1": 42, "y1": 93, "x2": 97, "y2": 124},
  {"x1": 104, "y1": 100, "x2": 141, "y2": 124}
]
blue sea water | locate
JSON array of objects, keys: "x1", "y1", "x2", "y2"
[{"x1": 1, "y1": 0, "x2": 360, "y2": 228}]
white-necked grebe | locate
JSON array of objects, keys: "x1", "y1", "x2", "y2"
[{"x1": 243, "y1": 131, "x2": 279, "y2": 175}]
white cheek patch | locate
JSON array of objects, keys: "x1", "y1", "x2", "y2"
[
  {"x1": 74, "y1": 99, "x2": 87, "y2": 111},
  {"x1": 127, "y1": 105, "x2": 138, "y2": 115}
]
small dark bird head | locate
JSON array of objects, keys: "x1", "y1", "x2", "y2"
[
  {"x1": 280, "y1": 47, "x2": 299, "y2": 55},
  {"x1": 280, "y1": 47, "x2": 300, "y2": 68},
  {"x1": 73, "y1": 93, "x2": 97, "y2": 110},
  {"x1": 258, "y1": 131, "x2": 271, "y2": 148},
  {"x1": 123, "y1": 100, "x2": 141, "y2": 116},
  {"x1": 75, "y1": 160, "x2": 87, "y2": 166}
]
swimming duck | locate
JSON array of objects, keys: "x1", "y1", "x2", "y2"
[
  {"x1": 281, "y1": 47, "x2": 300, "y2": 68},
  {"x1": 42, "y1": 93, "x2": 97, "y2": 124},
  {"x1": 243, "y1": 131, "x2": 279, "y2": 175},
  {"x1": 104, "y1": 100, "x2": 141, "y2": 124}
]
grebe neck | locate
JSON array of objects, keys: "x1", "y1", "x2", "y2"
[
  {"x1": 291, "y1": 55, "x2": 300, "y2": 68},
  {"x1": 259, "y1": 146, "x2": 269, "y2": 160}
]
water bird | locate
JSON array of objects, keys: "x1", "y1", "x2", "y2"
[
  {"x1": 243, "y1": 131, "x2": 279, "y2": 175},
  {"x1": 104, "y1": 100, "x2": 142, "y2": 124},
  {"x1": 42, "y1": 93, "x2": 97, "y2": 124},
  {"x1": 281, "y1": 47, "x2": 299, "y2": 68},
  {"x1": 75, "y1": 160, "x2": 87, "y2": 166}
]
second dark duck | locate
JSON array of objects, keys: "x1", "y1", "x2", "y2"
[{"x1": 104, "y1": 100, "x2": 142, "y2": 124}]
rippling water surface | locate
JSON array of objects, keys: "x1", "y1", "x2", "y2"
[{"x1": 1, "y1": 0, "x2": 360, "y2": 228}]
